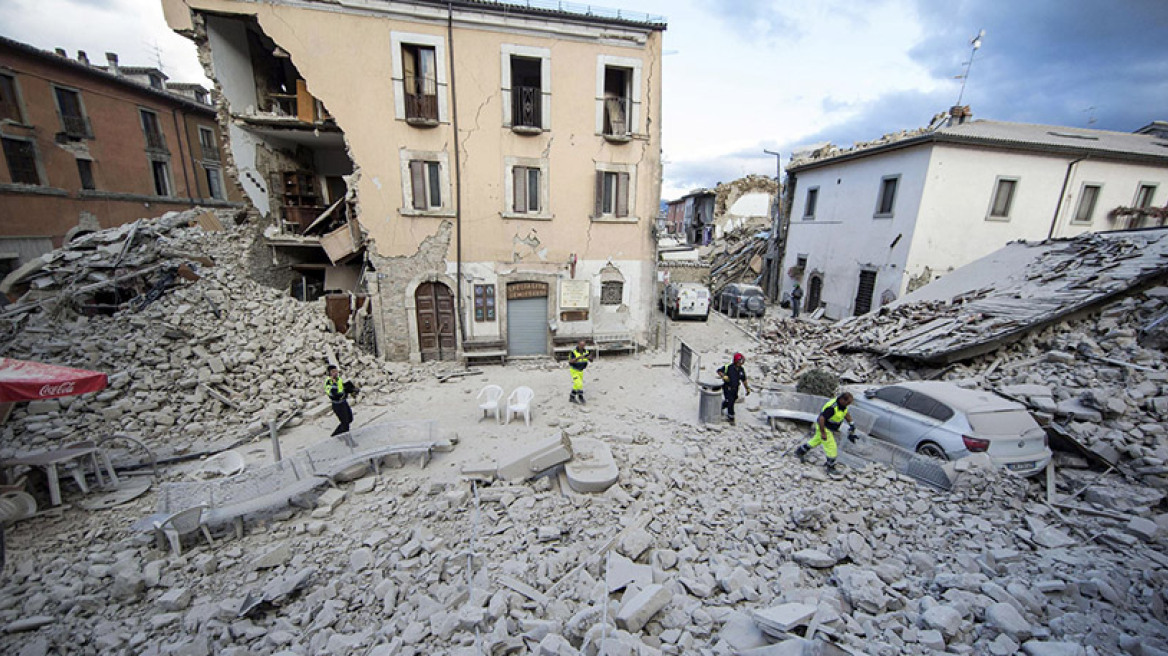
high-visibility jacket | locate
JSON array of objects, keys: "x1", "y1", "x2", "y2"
[
  {"x1": 326, "y1": 377, "x2": 352, "y2": 404},
  {"x1": 819, "y1": 397, "x2": 848, "y2": 431},
  {"x1": 569, "y1": 348, "x2": 590, "y2": 371}
]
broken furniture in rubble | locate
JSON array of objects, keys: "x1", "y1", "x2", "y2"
[
  {"x1": 1, "y1": 443, "x2": 121, "y2": 507},
  {"x1": 152, "y1": 504, "x2": 215, "y2": 557},
  {"x1": 141, "y1": 420, "x2": 451, "y2": 539}
]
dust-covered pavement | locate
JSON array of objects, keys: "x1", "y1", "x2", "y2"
[{"x1": 3, "y1": 215, "x2": 1168, "y2": 655}]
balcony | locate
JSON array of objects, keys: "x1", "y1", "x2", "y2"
[
  {"x1": 144, "y1": 130, "x2": 168, "y2": 152},
  {"x1": 404, "y1": 75, "x2": 438, "y2": 127},
  {"x1": 602, "y1": 95, "x2": 631, "y2": 142},
  {"x1": 60, "y1": 114, "x2": 92, "y2": 139},
  {"x1": 511, "y1": 86, "x2": 542, "y2": 134},
  {"x1": 201, "y1": 144, "x2": 220, "y2": 161}
]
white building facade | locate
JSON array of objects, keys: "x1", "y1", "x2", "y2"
[{"x1": 781, "y1": 118, "x2": 1168, "y2": 319}]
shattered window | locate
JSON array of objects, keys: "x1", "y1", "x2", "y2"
[
  {"x1": 77, "y1": 159, "x2": 94, "y2": 190},
  {"x1": 0, "y1": 74, "x2": 23, "y2": 123},
  {"x1": 151, "y1": 160, "x2": 170, "y2": 196},
  {"x1": 204, "y1": 166, "x2": 224, "y2": 200},
  {"x1": 600, "y1": 281, "x2": 623, "y2": 305},
  {"x1": 2, "y1": 137, "x2": 41, "y2": 185}
]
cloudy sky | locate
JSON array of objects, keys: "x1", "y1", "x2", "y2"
[{"x1": 4, "y1": 0, "x2": 1166, "y2": 200}]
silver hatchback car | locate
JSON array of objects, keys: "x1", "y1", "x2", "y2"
[{"x1": 847, "y1": 381, "x2": 1051, "y2": 476}]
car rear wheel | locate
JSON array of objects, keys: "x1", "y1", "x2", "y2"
[
  {"x1": 916, "y1": 442, "x2": 948, "y2": 461},
  {"x1": 745, "y1": 296, "x2": 765, "y2": 315}
]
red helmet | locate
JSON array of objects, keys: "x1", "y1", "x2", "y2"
[{"x1": 733, "y1": 352, "x2": 745, "y2": 363}]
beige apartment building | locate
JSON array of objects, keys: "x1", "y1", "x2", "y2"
[{"x1": 161, "y1": 0, "x2": 665, "y2": 362}]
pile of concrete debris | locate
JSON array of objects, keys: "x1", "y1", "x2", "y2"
[
  {"x1": 753, "y1": 283, "x2": 1168, "y2": 483},
  {"x1": 3, "y1": 419, "x2": 1166, "y2": 655},
  {"x1": 704, "y1": 228, "x2": 767, "y2": 294},
  {"x1": 0, "y1": 208, "x2": 411, "y2": 460}
]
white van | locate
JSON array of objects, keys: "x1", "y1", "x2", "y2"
[{"x1": 660, "y1": 283, "x2": 710, "y2": 321}]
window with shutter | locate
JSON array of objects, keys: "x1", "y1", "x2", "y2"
[
  {"x1": 616, "y1": 172, "x2": 629, "y2": 217},
  {"x1": 410, "y1": 160, "x2": 426, "y2": 210}
]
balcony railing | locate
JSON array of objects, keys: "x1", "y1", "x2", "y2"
[
  {"x1": 144, "y1": 130, "x2": 168, "y2": 152},
  {"x1": 602, "y1": 95, "x2": 630, "y2": 138},
  {"x1": 404, "y1": 75, "x2": 438, "y2": 124},
  {"x1": 0, "y1": 102, "x2": 21, "y2": 122},
  {"x1": 60, "y1": 114, "x2": 92, "y2": 139},
  {"x1": 201, "y1": 144, "x2": 220, "y2": 161},
  {"x1": 511, "y1": 86, "x2": 542, "y2": 129}
]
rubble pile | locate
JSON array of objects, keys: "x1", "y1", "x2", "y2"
[
  {"x1": 0, "y1": 208, "x2": 411, "y2": 459},
  {"x1": 3, "y1": 422, "x2": 1167, "y2": 655},
  {"x1": 704, "y1": 229, "x2": 767, "y2": 294},
  {"x1": 753, "y1": 285, "x2": 1168, "y2": 478}
]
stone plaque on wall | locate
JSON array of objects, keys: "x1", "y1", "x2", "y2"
[{"x1": 559, "y1": 280, "x2": 590, "y2": 309}]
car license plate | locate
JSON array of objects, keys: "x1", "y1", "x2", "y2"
[{"x1": 1006, "y1": 461, "x2": 1036, "y2": 471}]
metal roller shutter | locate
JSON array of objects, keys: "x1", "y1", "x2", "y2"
[{"x1": 507, "y1": 296, "x2": 548, "y2": 355}]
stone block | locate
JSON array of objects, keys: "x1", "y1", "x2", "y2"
[
  {"x1": 985, "y1": 602, "x2": 1031, "y2": 640},
  {"x1": 606, "y1": 552, "x2": 652, "y2": 593},
  {"x1": 158, "y1": 587, "x2": 192, "y2": 612},
  {"x1": 316, "y1": 488, "x2": 347, "y2": 511},
  {"x1": 496, "y1": 434, "x2": 573, "y2": 481},
  {"x1": 564, "y1": 437, "x2": 619, "y2": 493},
  {"x1": 1126, "y1": 516, "x2": 1161, "y2": 542},
  {"x1": 921, "y1": 604, "x2": 962, "y2": 638},
  {"x1": 251, "y1": 545, "x2": 291, "y2": 570},
  {"x1": 615, "y1": 583, "x2": 672, "y2": 633},
  {"x1": 1021, "y1": 641, "x2": 1087, "y2": 656},
  {"x1": 792, "y1": 549, "x2": 837, "y2": 568},
  {"x1": 752, "y1": 602, "x2": 816, "y2": 634}
]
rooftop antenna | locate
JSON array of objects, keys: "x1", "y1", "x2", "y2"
[
  {"x1": 144, "y1": 39, "x2": 165, "y2": 73},
  {"x1": 1083, "y1": 106, "x2": 1098, "y2": 126},
  {"x1": 954, "y1": 29, "x2": 984, "y2": 106}
]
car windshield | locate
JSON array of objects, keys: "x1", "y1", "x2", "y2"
[
  {"x1": 742, "y1": 288, "x2": 763, "y2": 296},
  {"x1": 967, "y1": 409, "x2": 1038, "y2": 436}
]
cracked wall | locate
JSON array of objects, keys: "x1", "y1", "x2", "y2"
[{"x1": 164, "y1": 0, "x2": 664, "y2": 357}]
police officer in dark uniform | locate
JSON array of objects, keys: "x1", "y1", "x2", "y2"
[{"x1": 325, "y1": 365, "x2": 360, "y2": 437}]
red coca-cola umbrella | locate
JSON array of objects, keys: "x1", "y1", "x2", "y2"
[{"x1": 0, "y1": 358, "x2": 108, "y2": 402}]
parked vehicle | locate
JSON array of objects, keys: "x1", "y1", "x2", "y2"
[
  {"x1": 714, "y1": 283, "x2": 767, "y2": 318},
  {"x1": 659, "y1": 282, "x2": 710, "y2": 321},
  {"x1": 847, "y1": 381, "x2": 1051, "y2": 476}
]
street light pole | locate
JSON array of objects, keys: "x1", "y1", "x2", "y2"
[{"x1": 762, "y1": 150, "x2": 782, "y2": 300}]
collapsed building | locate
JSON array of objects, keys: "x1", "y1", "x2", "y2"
[{"x1": 160, "y1": 0, "x2": 667, "y2": 363}]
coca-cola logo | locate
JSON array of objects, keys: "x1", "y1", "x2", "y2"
[{"x1": 39, "y1": 381, "x2": 76, "y2": 397}]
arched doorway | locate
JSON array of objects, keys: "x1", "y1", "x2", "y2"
[
  {"x1": 415, "y1": 282, "x2": 456, "y2": 361},
  {"x1": 806, "y1": 273, "x2": 823, "y2": 314},
  {"x1": 506, "y1": 281, "x2": 549, "y2": 356}
]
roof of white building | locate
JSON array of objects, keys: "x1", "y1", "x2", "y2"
[{"x1": 789, "y1": 119, "x2": 1168, "y2": 172}]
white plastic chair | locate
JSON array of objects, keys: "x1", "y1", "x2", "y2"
[
  {"x1": 505, "y1": 386, "x2": 535, "y2": 426},
  {"x1": 477, "y1": 385, "x2": 504, "y2": 424},
  {"x1": 152, "y1": 505, "x2": 214, "y2": 557}
]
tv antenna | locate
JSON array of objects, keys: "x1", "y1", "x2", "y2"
[{"x1": 954, "y1": 29, "x2": 984, "y2": 106}]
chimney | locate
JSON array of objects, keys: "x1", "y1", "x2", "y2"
[
  {"x1": 77, "y1": 50, "x2": 89, "y2": 65},
  {"x1": 106, "y1": 52, "x2": 120, "y2": 76},
  {"x1": 948, "y1": 105, "x2": 972, "y2": 125},
  {"x1": 54, "y1": 48, "x2": 66, "y2": 57}
]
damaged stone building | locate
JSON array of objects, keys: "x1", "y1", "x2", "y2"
[
  {"x1": 161, "y1": 0, "x2": 666, "y2": 362},
  {"x1": 664, "y1": 175, "x2": 776, "y2": 245},
  {"x1": 0, "y1": 36, "x2": 243, "y2": 276},
  {"x1": 780, "y1": 110, "x2": 1168, "y2": 320}
]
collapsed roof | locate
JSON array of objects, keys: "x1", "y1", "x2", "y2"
[{"x1": 836, "y1": 228, "x2": 1168, "y2": 364}]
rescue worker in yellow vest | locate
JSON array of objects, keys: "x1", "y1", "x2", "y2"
[
  {"x1": 794, "y1": 392, "x2": 855, "y2": 473},
  {"x1": 568, "y1": 340, "x2": 590, "y2": 405},
  {"x1": 325, "y1": 365, "x2": 360, "y2": 437}
]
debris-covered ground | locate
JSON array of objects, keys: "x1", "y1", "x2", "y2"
[{"x1": 1, "y1": 212, "x2": 1167, "y2": 655}]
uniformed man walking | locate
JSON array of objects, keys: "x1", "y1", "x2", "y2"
[
  {"x1": 568, "y1": 339, "x2": 590, "y2": 404},
  {"x1": 325, "y1": 365, "x2": 360, "y2": 437},
  {"x1": 716, "y1": 352, "x2": 752, "y2": 424},
  {"x1": 794, "y1": 392, "x2": 855, "y2": 473}
]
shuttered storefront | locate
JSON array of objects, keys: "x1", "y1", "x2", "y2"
[{"x1": 506, "y1": 282, "x2": 548, "y2": 355}]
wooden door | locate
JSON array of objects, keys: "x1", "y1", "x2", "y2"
[{"x1": 416, "y1": 282, "x2": 456, "y2": 361}]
